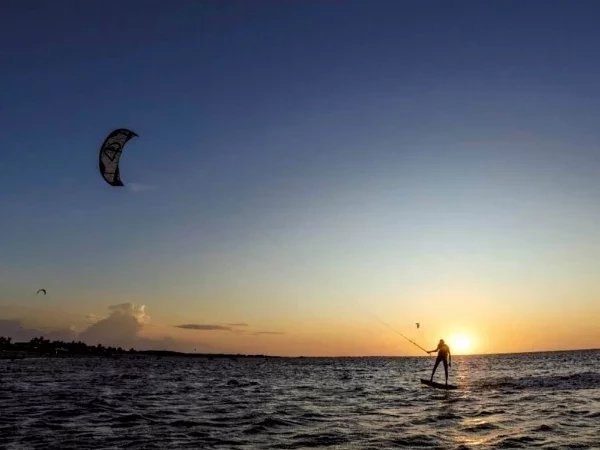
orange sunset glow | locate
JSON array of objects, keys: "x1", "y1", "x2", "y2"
[
  {"x1": 2, "y1": 2, "x2": 600, "y2": 360},
  {"x1": 3, "y1": 3, "x2": 600, "y2": 450}
]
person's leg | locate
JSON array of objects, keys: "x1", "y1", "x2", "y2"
[
  {"x1": 430, "y1": 357, "x2": 441, "y2": 381},
  {"x1": 442, "y1": 358, "x2": 448, "y2": 385}
]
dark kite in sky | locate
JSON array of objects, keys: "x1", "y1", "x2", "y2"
[{"x1": 99, "y1": 128, "x2": 138, "y2": 187}]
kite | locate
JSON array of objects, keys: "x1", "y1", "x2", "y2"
[
  {"x1": 36, "y1": 289, "x2": 46, "y2": 295},
  {"x1": 98, "y1": 128, "x2": 138, "y2": 187},
  {"x1": 416, "y1": 323, "x2": 420, "y2": 329}
]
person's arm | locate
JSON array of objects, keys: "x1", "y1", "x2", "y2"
[
  {"x1": 448, "y1": 348, "x2": 452, "y2": 367},
  {"x1": 427, "y1": 344, "x2": 440, "y2": 354}
]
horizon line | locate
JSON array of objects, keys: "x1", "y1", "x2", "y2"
[{"x1": 2, "y1": 336, "x2": 597, "y2": 358}]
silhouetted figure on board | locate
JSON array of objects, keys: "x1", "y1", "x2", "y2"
[{"x1": 427, "y1": 339, "x2": 451, "y2": 385}]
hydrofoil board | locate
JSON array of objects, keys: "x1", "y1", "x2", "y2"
[{"x1": 420, "y1": 378, "x2": 458, "y2": 390}]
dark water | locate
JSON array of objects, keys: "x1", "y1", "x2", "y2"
[{"x1": 1, "y1": 350, "x2": 599, "y2": 449}]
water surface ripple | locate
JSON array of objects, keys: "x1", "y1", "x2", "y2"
[{"x1": 1, "y1": 350, "x2": 599, "y2": 449}]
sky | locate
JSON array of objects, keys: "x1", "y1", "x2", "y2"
[{"x1": 1, "y1": 0, "x2": 600, "y2": 356}]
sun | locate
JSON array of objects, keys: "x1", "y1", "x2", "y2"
[{"x1": 449, "y1": 334, "x2": 473, "y2": 354}]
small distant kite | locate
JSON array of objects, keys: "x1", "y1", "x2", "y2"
[
  {"x1": 99, "y1": 128, "x2": 138, "y2": 187},
  {"x1": 416, "y1": 323, "x2": 420, "y2": 329},
  {"x1": 36, "y1": 289, "x2": 46, "y2": 295}
]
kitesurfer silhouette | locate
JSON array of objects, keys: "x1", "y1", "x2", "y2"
[{"x1": 427, "y1": 339, "x2": 451, "y2": 385}]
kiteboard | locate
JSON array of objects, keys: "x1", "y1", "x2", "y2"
[{"x1": 420, "y1": 379, "x2": 458, "y2": 390}]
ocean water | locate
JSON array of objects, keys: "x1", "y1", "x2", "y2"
[{"x1": 1, "y1": 350, "x2": 599, "y2": 449}]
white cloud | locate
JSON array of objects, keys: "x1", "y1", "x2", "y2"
[
  {"x1": 1, "y1": 304, "x2": 226, "y2": 353},
  {"x1": 85, "y1": 314, "x2": 100, "y2": 324},
  {"x1": 79, "y1": 303, "x2": 149, "y2": 348},
  {"x1": 250, "y1": 331, "x2": 286, "y2": 336}
]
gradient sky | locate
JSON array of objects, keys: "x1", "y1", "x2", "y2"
[{"x1": 2, "y1": 1, "x2": 600, "y2": 356}]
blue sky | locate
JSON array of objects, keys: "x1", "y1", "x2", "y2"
[{"x1": 2, "y1": 1, "x2": 600, "y2": 354}]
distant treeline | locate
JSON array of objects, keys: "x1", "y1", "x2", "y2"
[{"x1": 0, "y1": 336, "x2": 274, "y2": 359}]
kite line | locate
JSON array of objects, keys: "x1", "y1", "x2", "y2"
[{"x1": 366, "y1": 311, "x2": 430, "y2": 355}]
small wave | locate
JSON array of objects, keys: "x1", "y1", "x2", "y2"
[
  {"x1": 565, "y1": 408, "x2": 591, "y2": 416},
  {"x1": 496, "y1": 435, "x2": 543, "y2": 448},
  {"x1": 115, "y1": 413, "x2": 146, "y2": 423},
  {"x1": 559, "y1": 444, "x2": 595, "y2": 449},
  {"x1": 389, "y1": 434, "x2": 440, "y2": 448},
  {"x1": 120, "y1": 373, "x2": 140, "y2": 380},
  {"x1": 473, "y1": 409, "x2": 506, "y2": 417},
  {"x1": 476, "y1": 371, "x2": 600, "y2": 391},
  {"x1": 299, "y1": 410, "x2": 329, "y2": 420},
  {"x1": 462, "y1": 421, "x2": 499, "y2": 432},
  {"x1": 225, "y1": 378, "x2": 260, "y2": 388},
  {"x1": 257, "y1": 416, "x2": 297, "y2": 427},
  {"x1": 42, "y1": 408, "x2": 82, "y2": 419},
  {"x1": 244, "y1": 424, "x2": 267, "y2": 435},
  {"x1": 411, "y1": 416, "x2": 438, "y2": 425},
  {"x1": 201, "y1": 436, "x2": 245, "y2": 446},
  {"x1": 285, "y1": 431, "x2": 350, "y2": 448},
  {"x1": 188, "y1": 430, "x2": 210, "y2": 438},
  {"x1": 86, "y1": 396, "x2": 113, "y2": 405},
  {"x1": 437, "y1": 412, "x2": 461, "y2": 420},
  {"x1": 169, "y1": 419, "x2": 201, "y2": 427}
]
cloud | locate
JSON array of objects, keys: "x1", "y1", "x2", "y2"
[
  {"x1": 175, "y1": 324, "x2": 232, "y2": 331},
  {"x1": 79, "y1": 303, "x2": 149, "y2": 347},
  {"x1": 0, "y1": 319, "x2": 77, "y2": 342},
  {"x1": 78, "y1": 304, "x2": 220, "y2": 352},
  {"x1": 109, "y1": 303, "x2": 150, "y2": 324},
  {"x1": 2, "y1": 305, "x2": 224, "y2": 353},
  {"x1": 45, "y1": 326, "x2": 78, "y2": 342},
  {"x1": 172, "y1": 322, "x2": 285, "y2": 337},
  {"x1": 250, "y1": 331, "x2": 286, "y2": 336},
  {"x1": 85, "y1": 314, "x2": 100, "y2": 324},
  {"x1": 127, "y1": 183, "x2": 157, "y2": 193}
]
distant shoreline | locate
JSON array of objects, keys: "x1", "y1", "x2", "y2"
[
  {"x1": 140, "y1": 347, "x2": 600, "y2": 358},
  {"x1": 2, "y1": 347, "x2": 598, "y2": 361},
  {"x1": 1, "y1": 336, "x2": 597, "y2": 359}
]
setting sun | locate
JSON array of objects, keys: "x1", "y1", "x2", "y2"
[{"x1": 449, "y1": 334, "x2": 473, "y2": 355}]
